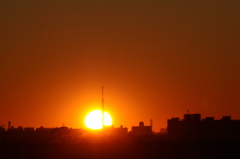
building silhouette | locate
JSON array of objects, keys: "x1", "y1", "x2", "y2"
[
  {"x1": 130, "y1": 121, "x2": 152, "y2": 136},
  {"x1": 168, "y1": 114, "x2": 240, "y2": 141},
  {"x1": 110, "y1": 125, "x2": 128, "y2": 136}
]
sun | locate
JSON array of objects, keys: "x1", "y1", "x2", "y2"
[{"x1": 84, "y1": 110, "x2": 112, "y2": 129}]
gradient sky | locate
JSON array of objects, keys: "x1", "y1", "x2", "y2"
[{"x1": 1, "y1": 0, "x2": 240, "y2": 131}]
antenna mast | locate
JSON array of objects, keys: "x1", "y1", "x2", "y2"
[{"x1": 102, "y1": 86, "x2": 104, "y2": 128}]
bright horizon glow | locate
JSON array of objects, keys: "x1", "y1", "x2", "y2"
[{"x1": 84, "y1": 110, "x2": 112, "y2": 129}]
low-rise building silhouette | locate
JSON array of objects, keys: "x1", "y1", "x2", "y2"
[
  {"x1": 130, "y1": 121, "x2": 152, "y2": 136},
  {"x1": 8, "y1": 126, "x2": 23, "y2": 132},
  {"x1": 36, "y1": 126, "x2": 55, "y2": 132},
  {"x1": 0, "y1": 126, "x2": 5, "y2": 132},
  {"x1": 24, "y1": 127, "x2": 34, "y2": 132},
  {"x1": 110, "y1": 125, "x2": 128, "y2": 136}
]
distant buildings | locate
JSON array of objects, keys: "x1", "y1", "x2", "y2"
[
  {"x1": 110, "y1": 125, "x2": 128, "y2": 136},
  {"x1": 36, "y1": 126, "x2": 55, "y2": 132},
  {"x1": 168, "y1": 114, "x2": 240, "y2": 141},
  {"x1": 2, "y1": 114, "x2": 240, "y2": 143},
  {"x1": 130, "y1": 121, "x2": 152, "y2": 136},
  {"x1": 0, "y1": 126, "x2": 4, "y2": 132},
  {"x1": 102, "y1": 125, "x2": 128, "y2": 136}
]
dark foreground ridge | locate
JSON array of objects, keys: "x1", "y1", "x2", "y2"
[{"x1": 0, "y1": 141, "x2": 240, "y2": 159}]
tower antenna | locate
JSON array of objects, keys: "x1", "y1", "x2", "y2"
[{"x1": 102, "y1": 86, "x2": 104, "y2": 129}]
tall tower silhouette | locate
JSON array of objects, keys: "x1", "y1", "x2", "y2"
[{"x1": 102, "y1": 86, "x2": 104, "y2": 128}]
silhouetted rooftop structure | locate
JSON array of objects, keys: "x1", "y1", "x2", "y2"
[
  {"x1": 110, "y1": 125, "x2": 128, "y2": 136},
  {"x1": 0, "y1": 126, "x2": 5, "y2": 132},
  {"x1": 8, "y1": 126, "x2": 23, "y2": 132},
  {"x1": 36, "y1": 126, "x2": 55, "y2": 132},
  {"x1": 24, "y1": 127, "x2": 34, "y2": 131},
  {"x1": 131, "y1": 121, "x2": 152, "y2": 136},
  {"x1": 168, "y1": 114, "x2": 240, "y2": 141}
]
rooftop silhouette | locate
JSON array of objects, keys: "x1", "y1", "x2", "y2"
[
  {"x1": 1, "y1": 115, "x2": 240, "y2": 159},
  {"x1": 1, "y1": 113, "x2": 240, "y2": 144},
  {"x1": 168, "y1": 114, "x2": 240, "y2": 141}
]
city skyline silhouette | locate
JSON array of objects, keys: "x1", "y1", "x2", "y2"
[
  {"x1": 2, "y1": 112, "x2": 240, "y2": 134},
  {"x1": 1, "y1": 1, "x2": 240, "y2": 158}
]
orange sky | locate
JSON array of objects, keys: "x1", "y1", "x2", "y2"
[{"x1": 1, "y1": 1, "x2": 240, "y2": 132}]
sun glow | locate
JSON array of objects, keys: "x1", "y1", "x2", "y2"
[{"x1": 84, "y1": 110, "x2": 112, "y2": 129}]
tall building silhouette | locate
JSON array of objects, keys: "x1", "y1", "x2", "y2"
[{"x1": 168, "y1": 114, "x2": 240, "y2": 140}]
